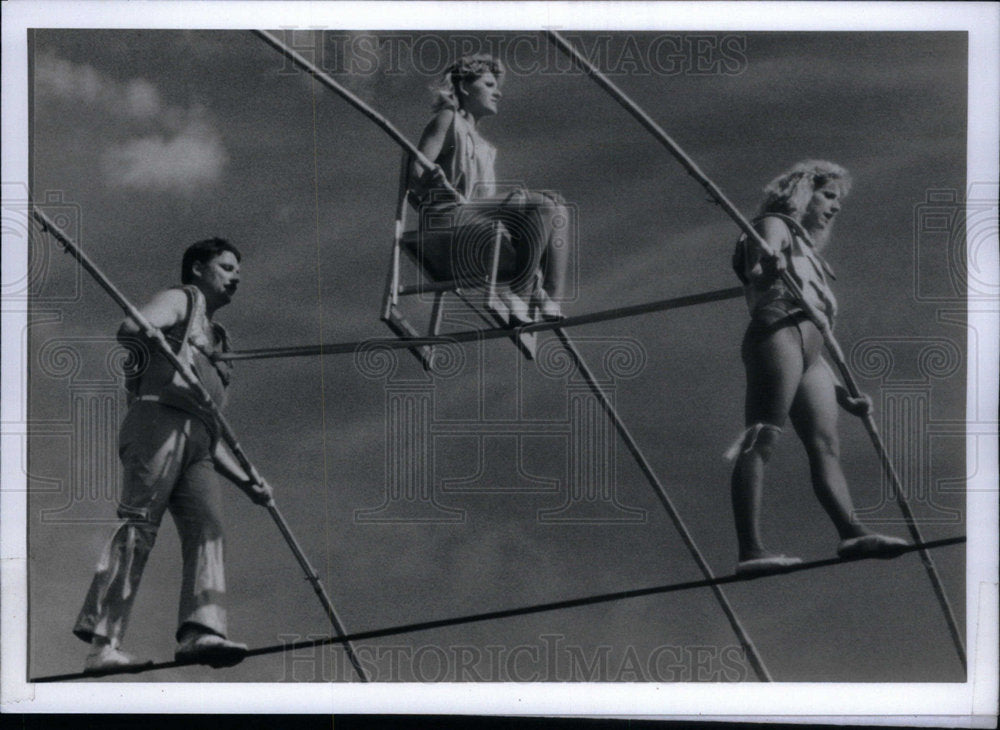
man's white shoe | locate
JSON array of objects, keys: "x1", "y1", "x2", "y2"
[
  {"x1": 175, "y1": 632, "x2": 248, "y2": 668},
  {"x1": 84, "y1": 644, "x2": 153, "y2": 673}
]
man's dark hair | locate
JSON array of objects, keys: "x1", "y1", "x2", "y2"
[{"x1": 181, "y1": 238, "x2": 242, "y2": 284}]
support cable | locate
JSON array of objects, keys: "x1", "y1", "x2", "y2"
[
  {"x1": 544, "y1": 29, "x2": 966, "y2": 671},
  {"x1": 219, "y1": 286, "x2": 744, "y2": 362},
  {"x1": 31, "y1": 536, "x2": 964, "y2": 683}
]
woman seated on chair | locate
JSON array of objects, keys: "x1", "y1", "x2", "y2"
[
  {"x1": 728, "y1": 160, "x2": 907, "y2": 576},
  {"x1": 409, "y1": 54, "x2": 570, "y2": 324}
]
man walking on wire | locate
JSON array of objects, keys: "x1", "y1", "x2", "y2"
[{"x1": 73, "y1": 238, "x2": 272, "y2": 672}]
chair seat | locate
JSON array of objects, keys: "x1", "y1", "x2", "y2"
[
  {"x1": 384, "y1": 152, "x2": 536, "y2": 367},
  {"x1": 400, "y1": 229, "x2": 519, "y2": 284}
]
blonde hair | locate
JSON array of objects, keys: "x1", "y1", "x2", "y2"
[
  {"x1": 758, "y1": 160, "x2": 852, "y2": 218},
  {"x1": 431, "y1": 54, "x2": 504, "y2": 112}
]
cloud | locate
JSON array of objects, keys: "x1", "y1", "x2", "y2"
[
  {"x1": 102, "y1": 115, "x2": 228, "y2": 193},
  {"x1": 35, "y1": 50, "x2": 227, "y2": 193},
  {"x1": 35, "y1": 50, "x2": 162, "y2": 120}
]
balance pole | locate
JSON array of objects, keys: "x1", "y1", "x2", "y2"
[{"x1": 545, "y1": 29, "x2": 966, "y2": 671}]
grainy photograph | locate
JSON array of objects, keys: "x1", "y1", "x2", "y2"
[{"x1": 2, "y1": 0, "x2": 998, "y2": 723}]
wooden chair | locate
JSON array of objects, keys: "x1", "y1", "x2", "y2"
[{"x1": 381, "y1": 155, "x2": 537, "y2": 370}]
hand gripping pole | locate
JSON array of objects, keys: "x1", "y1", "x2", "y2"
[
  {"x1": 31, "y1": 208, "x2": 370, "y2": 682},
  {"x1": 545, "y1": 30, "x2": 966, "y2": 671}
]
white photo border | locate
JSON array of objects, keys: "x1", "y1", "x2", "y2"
[{"x1": 2, "y1": 1, "x2": 997, "y2": 724}]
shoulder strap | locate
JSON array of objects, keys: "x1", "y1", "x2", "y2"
[
  {"x1": 181, "y1": 285, "x2": 234, "y2": 385},
  {"x1": 158, "y1": 285, "x2": 198, "y2": 353},
  {"x1": 733, "y1": 214, "x2": 803, "y2": 285},
  {"x1": 756, "y1": 213, "x2": 835, "y2": 280},
  {"x1": 754, "y1": 213, "x2": 812, "y2": 245},
  {"x1": 179, "y1": 285, "x2": 203, "y2": 349}
]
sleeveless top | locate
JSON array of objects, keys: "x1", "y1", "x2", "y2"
[
  {"x1": 431, "y1": 109, "x2": 497, "y2": 202},
  {"x1": 732, "y1": 213, "x2": 838, "y2": 328},
  {"x1": 127, "y1": 285, "x2": 232, "y2": 435}
]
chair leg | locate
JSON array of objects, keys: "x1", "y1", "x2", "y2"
[
  {"x1": 484, "y1": 221, "x2": 507, "y2": 324},
  {"x1": 381, "y1": 237, "x2": 403, "y2": 322},
  {"x1": 383, "y1": 305, "x2": 436, "y2": 371},
  {"x1": 425, "y1": 291, "x2": 449, "y2": 371}
]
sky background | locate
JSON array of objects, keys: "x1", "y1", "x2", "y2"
[{"x1": 24, "y1": 29, "x2": 970, "y2": 683}]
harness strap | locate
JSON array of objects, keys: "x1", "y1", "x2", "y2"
[{"x1": 732, "y1": 213, "x2": 836, "y2": 285}]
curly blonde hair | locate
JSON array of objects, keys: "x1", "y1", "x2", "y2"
[
  {"x1": 758, "y1": 160, "x2": 852, "y2": 218},
  {"x1": 431, "y1": 54, "x2": 504, "y2": 112}
]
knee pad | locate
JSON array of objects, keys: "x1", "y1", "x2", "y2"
[{"x1": 724, "y1": 423, "x2": 783, "y2": 461}]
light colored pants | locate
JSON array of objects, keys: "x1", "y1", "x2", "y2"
[{"x1": 74, "y1": 401, "x2": 228, "y2": 644}]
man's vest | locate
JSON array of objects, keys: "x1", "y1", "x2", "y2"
[{"x1": 126, "y1": 285, "x2": 232, "y2": 436}]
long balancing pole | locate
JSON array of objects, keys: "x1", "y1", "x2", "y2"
[
  {"x1": 545, "y1": 29, "x2": 966, "y2": 670},
  {"x1": 554, "y1": 329, "x2": 773, "y2": 682},
  {"x1": 31, "y1": 208, "x2": 370, "y2": 682}
]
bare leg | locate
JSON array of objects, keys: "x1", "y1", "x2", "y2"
[
  {"x1": 497, "y1": 191, "x2": 571, "y2": 301},
  {"x1": 789, "y1": 325, "x2": 872, "y2": 540},
  {"x1": 731, "y1": 323, "x2": 805, "y2": 562},
  {"x1": 496, "y1": 192, "x2": 545, "y2": 296}
]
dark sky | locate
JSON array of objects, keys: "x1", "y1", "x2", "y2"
[{"x1": 25, "y1": 28, "x2": 972, "y2": 685}]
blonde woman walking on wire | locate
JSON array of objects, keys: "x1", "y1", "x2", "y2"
[{"x1": 729, "y1": 160, "x2": 908, "y2": 576}]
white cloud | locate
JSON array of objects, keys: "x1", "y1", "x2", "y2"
[
  {"x1": 36, "y1": 50, "x2": 227, "y2": 193},
  {"x1": 35, "y1": 51, "x2": 106, "y2": 106},
  {"x1": 123, "y1": 79, "x2": 162, "y2": 119},
  {"x1": 35, "y1": 51, "x2": 162, "y2": 120},
  {"x1": 103, "y1": 116, "x2": 228, "y2": 193}
]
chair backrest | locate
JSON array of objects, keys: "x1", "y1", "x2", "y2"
[
  {"x1": 394, "y1": 152, "x2": 464, "y2": 284},
  {"x1": 391, "y1": 152, "x2": 513, "y2": 286},
  {"x1": 395, "y1": 153, "x2": 414, "y2": 243}
]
